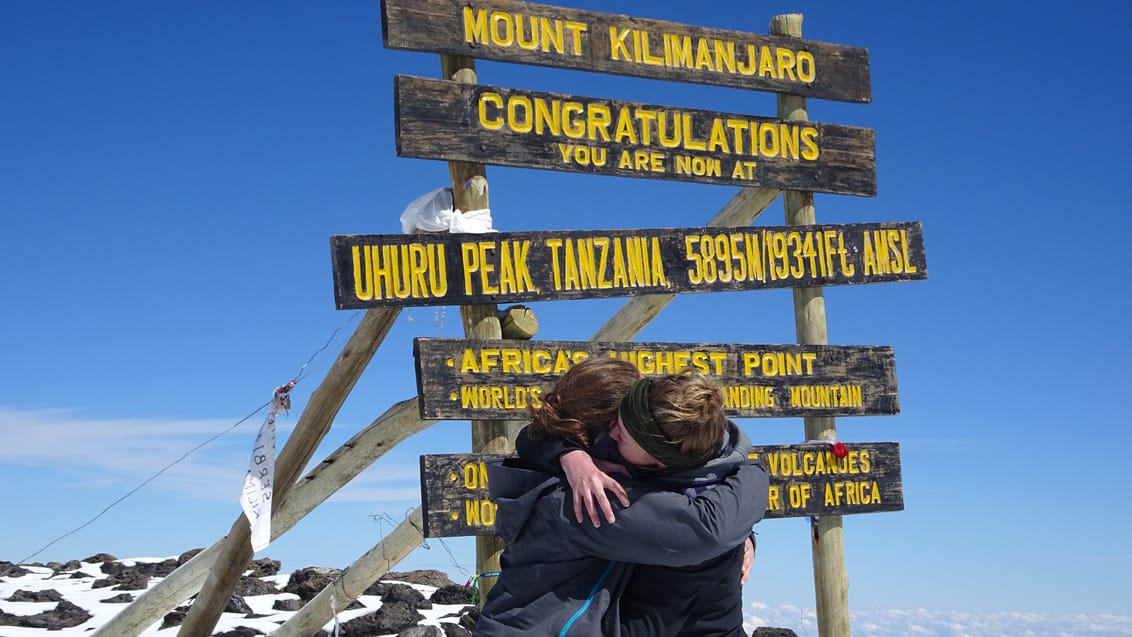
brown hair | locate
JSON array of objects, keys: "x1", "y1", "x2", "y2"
[
  {"x1": 527, "y1": 357, "x2": 640, "y2": 448},
  {"x1": 646, "y1": 374, "x2": 727, "y2": 465}
]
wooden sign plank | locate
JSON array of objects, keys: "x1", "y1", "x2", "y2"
[
  {"x1": 394, "y1": 75, "x2": 877, "y2": 196},
  {"x1": 420, "y1": 442, "x2": 903, "y2": 537},
  {"x1": 331, "y1": 221, "x2": 926, "y2": 309},
  {"x1": 382, "y1": 0, "x2": 871, "y2": 103},
  {"x1": 413, "y1": 338, "x2": 899, "y2": 420}
]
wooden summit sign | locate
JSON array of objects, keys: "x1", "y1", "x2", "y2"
[
  {"x1": 419, "y1": 442, "x2": 904, "y2": 537},
  {"x1": 382, "y1": 0, "x2": 871, "y2": 103},
  {"x1": 394, "y1": 75, "x2": 877, "y2": 196},
  {"x1": 413, "y1": 338, "x2": 899, "y2": 420},
  {"x1": 330, "y1": 221, "x2": 926, "y2": 308}
]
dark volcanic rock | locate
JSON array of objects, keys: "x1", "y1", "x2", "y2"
[
  {"x1": 457, "y1": 606, "x2": 480, "y2": 631},
  {"x1": 385, "y1": 569, "x2": 456, "y2": 588},
  {"x1": 83, "y1": 553, "x2": 117, "y2": 564},
  {"x1": 215, "y1": 628, "x2": 266, "y2": 637},
  {"x1": 0, "y1": 610, "x2": 17, "y2": 627},
  {"x1": 338, "y1": 601, "x2": 423, "y2": 637},
  {"x1": 161, "y1": 606, "x2": 189, "y2": 629},
  {"x1": 47, "y1": 560, "x2": 83, "y2": 574},
  {"x1": 7, "y1": 588, "x2": 64, "y2": 602},
  {"x1": 101, "y1": 593, "x2": 135, "y2": 603},
  {"x1": 223, "y1": 594, "x2": 253, "y2": 615},
  {"x1": 93, "y1": 569, "x2": 151, "y2": 591},
  {"x1": 272, "y1": 598, "x2": 304, "y2": 612},
  {"x1": 12, "y1": 600, "x2": 93, "y2": 629},
  {"x1": 99, "y1": 560, "x2": 126, "y2": 575},
  {"x1": 237, "y1": 574, "x2": 280, "y2": 597},
  {"x1": 283, "y1": 567, "x2": 342, "y2": 601},
  {"x1": 69, "y1": 571, "x2": 95, "y2": 579},
  {"x1": 248, "y1": 558, "x2": 281, "y2": 577},
  {"x1": 143, "y1": 558, "x2": 181, "y2": 577},
  {"x1": 364, "y1": 580, "x2": 389, "y2": 596},
  {"x1": 430, "y1": 584, "x2": 473, "y2": 605},
  {"x1": 399, "y1": 625, "x2": 445, "y2": 636},
  {"x1": 0, "y1": 562, "x2": 31, "y2": 577},
  {"x1": 114, "y1": 570, "x2": 153, "y2": 591},
  {"x1": 177, "y1": 548, "x2": 204, "y2": 566},
  {"x1": 440, "y1": 621, "x2": 473, "y2": 637},
  {"x1": 752, "y1": 629, "x2": 799, "y2": 637},
  {"x1": 383, "y1": 583, "x2": 430, "y2": 610}
]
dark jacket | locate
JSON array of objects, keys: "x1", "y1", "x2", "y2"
[{"x1": 475, "y1": 422, "x2": 768, "y2": 637}]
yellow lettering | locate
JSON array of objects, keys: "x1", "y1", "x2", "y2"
[
  {"x1": 545, "y1": 238, "x2": 563, "y2": 290},
  {"x1": 490, "y1": 12, "x2": 513, "y2": 46},
  {"x1": 587, "y1": 104, "x2": 611, "y2": 142},
  {"x1": 669, "y1": 34, "x2": 693, "y2": 68},
  {"x1": 460, "y1": 349, "x2": 480, "y2": 373},
  {"x1": 796, "y1": 51, "x2": 816, "y2": 82},
  {"x1": 562, "y1": 102, "x2": 585, "y2": 138},
  {"x1": 478, "y1": 241, "x2": 498, "y2": 294},
  {"x1": 800, "y1": 126, "x2": 819, "y2": 160},
  {"x1": 714, "y1": 40, "x2": 736, "y2": 73},
  {"x1": 694, "y1": 37, "x2": 714, "y2": 70},
  {"x1": 595, "y1": 237, "x2": 612, "y2": 289},
  {"x1": 462, "y1": 8, "x2": 489, "y2": 45},
  {"x1": 564, "y1": 21, "x2": 587, "y2": 56},
  {"x1": 767, "y1": 485, "x2": 781, "y2": 510},
  {"x1": 776, "y1": 48, "x2": 797, "y2": 81},
  {"x1": 609, "y1": 27, "x2": 631, "y2": 61},
  {"x1": 682, "y1": 114, "x2": 706, "y2": 151},
  {"x1": 478, "y1": 92, "x2": 504, "y2": 130},
  {"x1": 640, "y1": 30, "x2": 664, "y2": 65},
  {"x1": 507, "y1": 96, "x2": 532, "y2": 133}
]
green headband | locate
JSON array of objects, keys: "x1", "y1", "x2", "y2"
[{"x1": 618, "y1": 378, "x2": 704, "y2": 472}]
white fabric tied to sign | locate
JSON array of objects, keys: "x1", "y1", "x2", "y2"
[
  {"x1": 240, "y1": 380, "x2": 295, "y2": 552},
  {"x1": 398, "y1": 186, "x2": 495, "y2": 234}
]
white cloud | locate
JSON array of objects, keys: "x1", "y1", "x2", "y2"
[
  {"x1": 0, "y1": 406, "x2": 268, "y2": 500},
  {"x1": 0, "y1": 406, "x2": 430, "y2": 509},
  {"x1": 0, "y1": 406, "x2": 247, "y2": 466},
  {"x1": 745, "y1": 603, "x2": 1132, "y2": 637}
]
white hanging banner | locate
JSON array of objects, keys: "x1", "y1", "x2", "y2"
[{"x1": 240, "y1": 380, "x2": 295, "y2": 552}]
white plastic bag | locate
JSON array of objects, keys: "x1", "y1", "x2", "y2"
[{"x1": 399, "y1": 187, "x2": 494, "y2": 234}]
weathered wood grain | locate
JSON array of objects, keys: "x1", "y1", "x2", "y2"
[
  {"x1": 394, "y1": 75, "x2": 877, "y2": 196},
  {"x1": 420, "y1": 442, "x2": 903, "y2": 537},
  {"x1": 330, "y1": 222, "x2": 926, "y2": 308},
  {"x1": 413, "y1": 337, "x2": 899, "y2": 420}
]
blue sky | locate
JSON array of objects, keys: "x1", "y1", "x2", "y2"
[{"x1": 2, "y1": 1, "x2": 1130, "y2": 634}]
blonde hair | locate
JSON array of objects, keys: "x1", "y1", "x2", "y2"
[{"x1": 647, "y1": 374, "x2": 727, "y2": 464}]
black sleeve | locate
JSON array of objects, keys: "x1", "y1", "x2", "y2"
[
  {"x1": 568, "y1": 463, "x2": 771, "y2": 566},
  {"x1": 515, "y1": 425, "x2": 585, "y2": 475}
]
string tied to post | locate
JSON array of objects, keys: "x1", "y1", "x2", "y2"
[{"x1": 465, "y1": 571, "x2": 501, "y2": 605}]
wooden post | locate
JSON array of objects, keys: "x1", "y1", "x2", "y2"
[
  {"x1": 771, "y1": 13, "x2": 850, "y2": 637},
  {"x1": 439, "y1": 53, "x2": 516, "y2": 605},
  {"x1": 174, "y1": 307, "x2": 401, "y2": 637}
]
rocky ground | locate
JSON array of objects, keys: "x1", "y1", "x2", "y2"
[
  {"x1": 0, "y1": 552, "x2": 797, "y2": 636},
  {"x1": 0, "y1": 551, "x2": 478, "y2": 636}
]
